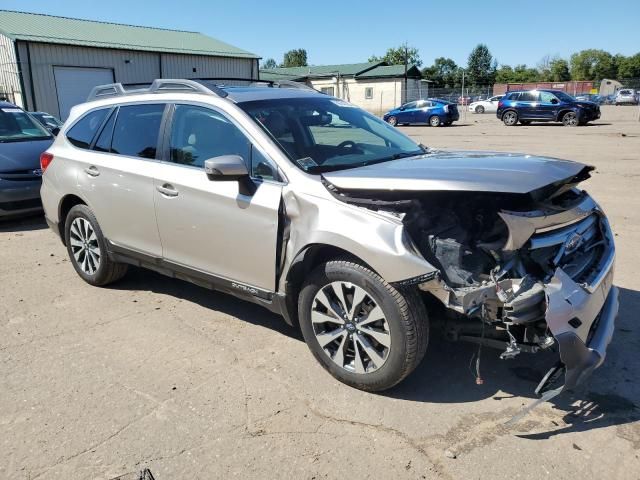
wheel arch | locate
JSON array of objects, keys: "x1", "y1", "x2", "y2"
[
  {"x1": 58, "y1": 194, "x2": 88, "y2": 245},
  {"x1": 501, "y1": 108, "x2": 518, "y2": 119},
  {"x1": 556, "y1": 108, "x2": 575, "y2": 122}
]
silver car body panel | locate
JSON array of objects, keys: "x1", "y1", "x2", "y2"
[{"x1": 322, "y1": 151, "x2": 587, "y2": 194}]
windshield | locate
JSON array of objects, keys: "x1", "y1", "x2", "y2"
[
  {"x1": 553, "y1": 91, "x2": 575, "y2": 102},
  {"x1": 238, "y1": 97, "x2": 425, "y2": 173},
  {"x1": 32, "y1": 113, "x2": 62, "y2": 128},
  {"x1": 0, "y1": 107, "x2": 52, "y2": 142}
]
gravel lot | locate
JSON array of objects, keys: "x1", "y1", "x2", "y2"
[{"x1": 1, "y1": 105, "x2": 639, "y2": 480}]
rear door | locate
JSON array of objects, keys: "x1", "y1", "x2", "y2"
[
  {"x1": 73, "y1": 103, "x2": 166, "y2": 257},
  {"x1": 538, "y1": 91, "x2": 560, "y2": 120},
  {"x1": 517, "y1": 91, "x2": 540, "y2": 119},
  {"x1": 153, "y1": 103, "x2": 283, "y2": 292},
  {"x1": 397, "y1": 101, "x2": 416, "y2": 123}
]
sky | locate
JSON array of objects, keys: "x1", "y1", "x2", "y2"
[{"x1": 2, "y1": 0, "x2": 639, "y2": 68}]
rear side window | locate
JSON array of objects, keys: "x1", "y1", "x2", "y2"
[
  {"x1": 506, "y1": 92, "x2": 520, "y2": 100},
  {"x1": 111, "y1": 104, "x2": 164, "y2": 159},
  {"x1": 519, "y1": 91, "x2": 539, "y2": 102},
  {"x1": 66, "y1": 109, "x2": 110, "y2": 149},
  {"x1": 93, "y1": 109, "x2": 117, "y2": 152}
]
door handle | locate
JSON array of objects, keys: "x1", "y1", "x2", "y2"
[
  {"x1": 84, "y1": 166, "x2": 100, "y2": 177},
  {"x1": 156, "y1": 183, "x2": 179, "y2": 197}
]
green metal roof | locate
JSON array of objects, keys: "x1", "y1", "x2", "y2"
[
  {"x1": 356, "y1": 64, "x2": 422, "y2": 78},
  {"x1": 0, "y1": 10, "x2": 259, "y2": 58},
  {"x1": 261, "y1": 62, "x2": 382, "y2": 79},
  {"x1": 260, "y1": 62, "x2": 422, "y2": 81}
]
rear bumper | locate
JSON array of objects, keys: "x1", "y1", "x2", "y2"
[{"x1": 0, "y1": 179, "x2": 42, "y2": 218}]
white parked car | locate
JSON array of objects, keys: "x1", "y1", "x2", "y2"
[
  {"x1": 615, "y1": 89, "x2": 638, "y2": 105},
  {"x1": 468, "y1": 95, "x2": 504, "y2": 113}
]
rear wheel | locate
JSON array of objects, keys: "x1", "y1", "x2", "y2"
[
  {"x1": 64, "y1": 204, "x2": 128, "y2": 286},
  {"x1": 387, "y1": 116, "x2": 398, "y2": 126},
  {"x1": 562, "y1": 111, "x2": 578, "y2": 127},
  {"x1": 502, "y1": 110, "x2": 518, "y2": 126},
  {"x1": 298, "y1": 259, "x2": 429, "y2": 392},
  {"x1": 475, "y1": 105, "x2": 485, "y2": 114},
  {"x1": 429, "y1": 115, "x2": 441, "y2": 127}
]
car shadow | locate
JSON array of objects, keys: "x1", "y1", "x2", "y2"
[
  {"x1": 0, "y1": 214, "x2": 47, "y2": 232},
  {"x1": 515, "y1": 122, "x2": 613, "y2": 127},
  {"x1": 111, "y1": 267, "x2": 639, "y2": 436}
]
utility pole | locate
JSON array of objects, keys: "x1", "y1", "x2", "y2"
[{"x1": 404, "y1": 43, "x2": 408, "y2": 103}]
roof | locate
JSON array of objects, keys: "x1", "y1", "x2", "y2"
[
  {"x1": 260, "y1": 62, "x2": 422, "y2": 82},
  {"x1": 356, "y1": 64, "x2": 422, "y2": 79},
  {"x1": 0, "y1": 10, "x2": 258, "y2": 58},
  {"x1": 222, "y1": 86, "x2": 323, "y2": 103},
  {"x1": 260, "y1": 62, "x2": 383, "y2": 80}
]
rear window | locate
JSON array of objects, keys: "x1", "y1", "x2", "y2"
[
  {"x1": 111, "y1": 104, "x2": 164, "y2": 159},
  {"x1": 66, "y1": 109, "x2": 110, "y2": 149}
]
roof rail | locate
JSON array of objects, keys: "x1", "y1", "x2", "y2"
[
  {"x1": 193, "y1": 77, "x2": 319, "y2": 93},
  {"x1": 86, "y1": 78, "x2": 228, "y2": 102}
]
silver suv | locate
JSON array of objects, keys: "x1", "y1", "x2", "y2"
[{"x1": 41, "y1": 79, "x2": 618, "y2": 397}]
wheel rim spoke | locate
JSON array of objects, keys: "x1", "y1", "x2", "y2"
[
  {"x1": 353, "y1": 337, "x2": 366, "y2": 374},
  {"x1": 311, "y1": 309, "x2": 344, "y2": 325},
  {"x1": 331, "y1": 333, "x2": 348, "y2": 368},
  {"x1": 357, "y1": 305, "x2": 385, "y2": 327},
  {"x1": 359, "y1": 326, "x2": 391, "y2": 348},
  {"x1": 355, "y1": 334, "x2": 385, "y2": 369},
  {"x1": 330, "y1": 282, "x2": 349, "y2": 317},
  {"x1": 316, "y1": 328, "x2": 345, "y2": 348},
  {"x1": 70, "y1": 218, "x2": 101, "y2": 275},
  {"x1": 348, "y1": 286, "x2": 367, "y2": 320},
  {"x1": 315, "y1": 289, "x2": 343, "y2": 320}
]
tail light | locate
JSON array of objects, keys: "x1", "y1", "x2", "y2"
[
  {"x1": 498, "y1": 100, "x2": 505, "y2": 108},
  {"x1": 40, "y1": 152, "x2": 54, "y2": 172}
]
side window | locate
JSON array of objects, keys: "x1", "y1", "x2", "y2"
[
  {"x1": 169, "y1": 105, "x2": 251, "y2": 168},
  {"x1": 66, "y1": 109, "x2": 109, "y2": 149},
  {"x1": 250, "y1": 146, "x2": 280, "y2": 182},
  {"x1": 93, "y1": 109, "x2": 117, "y2": 152},
  {"x1": 539, "y1": 91, "x2": 557, "y2": 103},
  {"x1": 364, "y1": 87, "x2": 374, "y2": 99},
  {"x1": 402, "y1": 101, "x2": 417, "y2": 110},
  {"x1": 507, "y1": 92, "x2": 520, "y2": 101},
  {"x1": 519, "y1": 91, "x2": 539, "y2": 102},
  {"x1": 111, "y1": 104, "x2": 164, "y2": 159},
  {"x1": 320, "y1": 87, "x2": 335, "y2": 96}
]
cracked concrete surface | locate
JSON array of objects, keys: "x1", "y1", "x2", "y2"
[{"x1": 1, "y1": 106, "x2": 639, "y2": 479}]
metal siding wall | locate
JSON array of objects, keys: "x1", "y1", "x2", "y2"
[
  {"x1": 27, "y1": 43, "x2": 161, "y2": 117},
  {"x1": 0, "y1": 34, "x2": 22, "y2": 105},
  {"x1": 160, "y1": 53, "x2": 254, "y2": 81}
]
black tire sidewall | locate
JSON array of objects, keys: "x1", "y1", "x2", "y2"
[
  {"x1": 64, "y1": 204, "x2": 112, "y2": 286},
  {"x1": 298, "y1": 261, "x2": 424, "y2": 391},
  {"x1": 503, "y1": 111, "x2": 518, "y2": 126}
]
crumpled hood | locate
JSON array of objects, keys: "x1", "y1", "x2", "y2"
[
  {"x1": 0, "y1": 139, "x2": 53, "y2": 173},
  {"x1": 322, "y1": 151, "x2": 591, "y2": 195}
]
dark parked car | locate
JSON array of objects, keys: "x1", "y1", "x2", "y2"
[
  {"x1": 497, "y1": 90, "x2": 601, "y2": 127},
  {"x1": 0, "y1": 102, "x2": 53, "y2": 218},
  {"x1": 384, "y1": 98, "x2": 459, "y2": 127},
  {"x1": 29, "y1": 111, "x2": 63, "y2": 133}
]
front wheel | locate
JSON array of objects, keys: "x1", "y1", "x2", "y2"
[
  {"x1": 475, "y1": 105, "x2": 485, "y2": 114},
  {"x1": 429, "y1": 115, "x2": 441, "y2": 127},
  {"x1": 64, "y1": 204, "x2": 128, "y2": 286},
  {"x1": 562, "y1": 111, "x2": 578, "y2": 127},
  {"x1": 502, "y1": 110, "x2": 518, "y2": 126},
  {"x1": 298, "y1": 259, "x2": 429, "y2": 392},
  {"x1": 387, "y1": 116, "x2": 398, "y2": 126}
]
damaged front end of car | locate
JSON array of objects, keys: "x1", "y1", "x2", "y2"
[{"x1": 322, "y1": 158, "x2": 618, "y2": 397}]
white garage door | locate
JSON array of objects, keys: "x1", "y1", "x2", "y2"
[{"x1": 54, "y1": 67, "x2": 114, "y2": 120}]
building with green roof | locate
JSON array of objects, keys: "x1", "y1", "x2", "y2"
[
  {"x1": 260, "y1": 62, "x2": 424, "y2": 114},
  {"x1": 0, "y1": 10, "x2": 259, "y2": 118}
]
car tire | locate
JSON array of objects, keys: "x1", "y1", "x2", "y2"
[
  {"x1": 387, "y1": 116, "x2": 398, "y2": 126},
  {"x1": 519, "y1": 120, "x2": 531, "y2": 125},
  {"x1": 298, "y1": 259, "x2": 429, "y2": 392},
  {"x1": 502, "y1": 110, "x2": 518, "y2": 126},
  {"x1": 475, "y1": 105, "x2": 485, "y2": 114},
  {"x1": 562, "y1": 111, "x2": 578, "y2": 127},
  {"x1": 64, "y1": 204, "x2": 128, "y2": 286},
  {"x1": 429, "y1": 115, "x2": 441, "y2": 127}
]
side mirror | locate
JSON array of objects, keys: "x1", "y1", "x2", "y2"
[
  {"x1": 550, "y1": 98, "x2": 559, "y2": 105},
  {"x1": 204, "y1": 155, "x2": 249, "y2": 181},
  {"x1": 399, "y1": 106, "x2": 405, "y2": 111}
]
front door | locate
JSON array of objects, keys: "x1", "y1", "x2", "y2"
[
  {"x1": 538, "y1": 91, "x2": 561, "y2": 120},
  {"x1": 153, "y1": 104, "x2": 283, "y2": 292}
]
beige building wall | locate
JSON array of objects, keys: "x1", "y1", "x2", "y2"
[{"x1": 307, "y1": 77, "x2": 422, "y2": 115}]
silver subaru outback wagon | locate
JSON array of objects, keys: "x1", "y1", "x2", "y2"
[{"x1": 40, "y1": 79, "x2": 618, "y2": 397}]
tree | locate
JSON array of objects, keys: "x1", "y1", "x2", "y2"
[
  {"x1": 368, "y1": 45, "x2": 422, "y2": 67},
  {"x1": 466, "y1": 44, "x2": 496, "y2": 86},
  {"x1": 570, "y1": 49, "x2": 617, "y2": 80},
  {"x1": 282, "y1": 49, "x2": 308, "y2": 68},
  {"x1": 495, "y1": 65, "x2": 515, "y2": 83},
  {"x1": 494, "y1": 64, "x2": 540, "y2": 83},
  {"x1": 261, "y1": 58, "x2": 277, "y2": 69},
  {"x1": 549, "y1": 58, "x2": 571, "y2": 82},
  {"x1": 422, "y1": 57, "x2": 460, "y2": 87},
  {"x1": 617, "y1": 53, "x2": 640, "y2": 79}
]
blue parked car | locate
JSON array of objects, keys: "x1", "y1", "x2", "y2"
[
  {"x1": 384, "y1": 98, "x2": 459, "y2": 127},
  {"x1": 496, "y1": 89, "x2": 601, "y2": 127},
  {"x1": 0, "y1": 102, "x2": 54, "y2": 218}
]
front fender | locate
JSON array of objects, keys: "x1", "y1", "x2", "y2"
[{"x1": 279, "y1": 190, "x2": 436, "y2": 291}]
